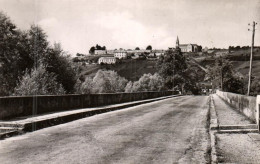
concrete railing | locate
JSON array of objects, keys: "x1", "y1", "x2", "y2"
[
  {"x1": 216, "y1": 90, "x2": 258, "y2": 123},
  {"x1": 0, "y1": 91, "x2": 178, "y2": 120},
  {"x1": 257, "y1": 95, "x2": 260, "y2": 131}
]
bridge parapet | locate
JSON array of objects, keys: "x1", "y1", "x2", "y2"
[
  {"x1": 216, "y1": 90, "x2": 258, "y2": 124},
  {"x1": 257, "y1": 95, "x2": 260, "y2": 131},
  {"x1": 0, "y1": 91, "x2": 178, "y2": 120}
]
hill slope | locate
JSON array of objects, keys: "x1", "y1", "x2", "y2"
[
  {"x1": 79, "y1": 59, "x2": 158, "y2": 81},
  {"x1": 77, "y1": 58, "x2": 206, "y2": 82}
]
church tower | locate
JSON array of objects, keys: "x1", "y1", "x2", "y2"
[{"x1": 176, "y1": 36, "x2": 179, "y2": 48}]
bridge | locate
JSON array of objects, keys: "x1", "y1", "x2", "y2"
[{"x1": 0, "y1": 91, "x2": 260, "y2": 163}]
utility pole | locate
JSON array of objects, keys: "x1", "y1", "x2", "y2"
[{"x1": 247, "y1": 21, "x2": 257, "y2": 96}]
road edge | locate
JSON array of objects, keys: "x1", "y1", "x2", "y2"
[{"x1": 209, "y1": 94, "x2": 219, "y2": 164}]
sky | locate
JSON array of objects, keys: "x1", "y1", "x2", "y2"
[{"x1": 0, "y1": 0, "x2": 260, "y2": 55}]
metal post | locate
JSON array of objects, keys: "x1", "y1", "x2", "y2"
[{"x1": 247, "y1": 21, "x2": 256, "y2": 96}]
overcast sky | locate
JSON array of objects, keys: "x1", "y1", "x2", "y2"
[{"x1": 0, "y1": 0, "x2": 260, "y2": 55}]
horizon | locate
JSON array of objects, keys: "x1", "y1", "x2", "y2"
[{"x1": 0, "y1": 0, "x2": 260, "y2": 55}]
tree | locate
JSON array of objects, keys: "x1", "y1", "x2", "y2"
[
  {"x1": 78, "y1": 77, "x2": 94, "y2": 94},
  {"x1": 96, "y1": 44, "x2": 102, "y2": 50},
  {"x1": 125, "y1": 81, "x2": 133, "y2": 92},
  {"x1": 157, "y1": 48, "x2": 187, "y2": 90},
  {"x1": 0, "y1": 12, "x2": 34, "y2": 95},
  {"x1": 41, "y1": 47, "x2": 76, "y2": 94},
  {"x1": 135, "y1": 47, "x2": 140, "y2": 50},
  {"x1": 206, "y1": 58, "x2": 244, "y2": 94},
  {"x1": 125, "y1": 73, "x2": 165, "y2": 92},
  {"x1": 251, "y1": 80, "x2": 260, "y2": 96},
  {"x1": 146, "y1": 45, "x2": 152, "y2": 50},
  {"x1": 0, "y1": 12, "x2": 76, "y2": 95},
  {"x1": 77, "y1": 70, "x2": 128, "y2": 94},
  {"x1": 89, "y1": 46, "x2": 95, "y2": 54},
  {"x1": 14, "y1": 64, "x2": 65, "y2": 96}
]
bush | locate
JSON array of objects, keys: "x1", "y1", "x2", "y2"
[
  {"x1": 76, "y1": 70, "x2": 128, "y2": 94},
  {"x1": 125, "y1": 73, "x2": 165, "y2": 92},
  {"x1": 14, "y1": 64, "x2": 65, "y2": 96}
]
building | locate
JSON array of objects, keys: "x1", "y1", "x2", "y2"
[
  {"x1": 176, "y1": 36, "x2": 200, "y2": 52},
  {"x1": 106, "y1": 50, "x2": 115, "y2": 54},
  {"x1": 94, "y1": 50, "x2": 107, "y2": 55},
  {"x1": 114, "y1": 51, "x2": 128, "y2": 59},
  {"x1": 179, "y1": 44, "x2": 199, "y2": 52},
  {"x1": 98, "y1": 57, "x2": 117, "y2": 64}
]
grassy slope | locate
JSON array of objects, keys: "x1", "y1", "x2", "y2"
[
  {"x1": 79, "y1": 59, "x2": 158, "y2": 81},
  {"x1": 192, "y1": 48, "x2": 260, "y2": 80},
  {"x1": 78, "y1": 58, "x2": 206, "y2": 82}
]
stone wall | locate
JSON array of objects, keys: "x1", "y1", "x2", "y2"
[
  {"x1": 0, "y1": 91, "x2": 178, "y2": 120},
  {"x1": 216, "y1": 90, "x2": 257, "y2": 122}
]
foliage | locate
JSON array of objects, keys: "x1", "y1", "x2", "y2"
[
  {"x1": 76, "y1": 70, "x2": 128, "y2": 94},
  {"x1": 146, "y1": 45, "x2": 152, "y2": 50},
  {"x1": 14, "y1": 64, "x2": 65, "y2": 96},
  {"x1": 0, "y1": 12, "x2": 34, "y2": 95},
  {"x1": 157, "y1": 48, "x2": 187, "y2": 90},
  {"x1": 0, "y1": 12, "x2": 76, "y2": 95},
  {"x1": 135, "y1": 47, "x2": 140, "y2": 50},
  {"x1": 206, "y1": 57, "x2": 244, "y2": 94},
  {"x1": 251, "y1": 80, "x2": 260, "y2": 96},
  {"x1": 89, "y1": 46, "x2": 95, "y2": 54},
  {"x1": 41, "y1": 45, "x2": 76, "y2": 93},
  {"x1": 125, "y1": 73, "x2": 165, "y2": 92}
]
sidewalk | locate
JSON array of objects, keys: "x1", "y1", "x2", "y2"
[
  {"x1": 213, "y1": 94, "x2": 253, "y2": 125},
  {"x1": 212, "y1": 94, "x2": 260, "y2": 163}
]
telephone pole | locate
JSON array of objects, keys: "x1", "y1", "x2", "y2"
[{"x1": 247, "y1": 21, "x2": 257, "y2": 96}]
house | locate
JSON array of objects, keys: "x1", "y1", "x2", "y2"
[
  {"x1": 114, "y1": 51, "x2": 128, "y2": 59},
  {"x1": 98, "y1": 57, "x2": 117, "y2": 64},
  {"x1": 106, "y1": 50, "x2": 115, "y2": 54},
  {"x1": 94, "y1": 50, "x2": 107, "y2": 55}
]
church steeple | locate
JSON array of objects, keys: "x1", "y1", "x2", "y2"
[{"x1": 176, "y1": 36, "x2": 179, "y2": 48}]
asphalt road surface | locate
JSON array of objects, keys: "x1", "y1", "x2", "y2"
[{"x1": 0, "y1": 95, "x2": 210, "y2": 164}]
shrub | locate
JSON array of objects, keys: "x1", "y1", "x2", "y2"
[{"x1": 14, "y1": 64, "x2": 65, "y2": 96}]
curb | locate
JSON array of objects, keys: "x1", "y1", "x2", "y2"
[
  {"x1": 209, "y1": 95, "x2": 218, "y2": 164},
  {"x1": 0, "y1": 94, "x2": 180, "y2": 140}
]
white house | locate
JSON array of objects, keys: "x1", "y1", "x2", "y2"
[
  {"x1": 94, "y1": 50, "x2": 107, "y2": 55},
  {"x1": 98, "y1": 57, "x2": 117, "y2": 64},
  {"x1": 114, "y1": 51, "x2": 128, "y2": 59}
]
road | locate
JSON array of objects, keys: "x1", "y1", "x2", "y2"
[{"x1": 0, "y1": 95, "x2": 210, "y2": 164}]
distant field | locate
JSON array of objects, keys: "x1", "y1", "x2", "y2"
[
  {"x1": 231, "y1": 61, "x2": 260, "y2": 79},
  {"x1": 191, "y1": 48, "x2": 260, "y2": 80}
]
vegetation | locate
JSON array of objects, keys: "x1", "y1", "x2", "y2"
[
  {"x1": 14, "y1": 64, "x2": 65, "y2": 96},
  {"x1": 157, "y1": 48, "x2": 202, "y2": 94},
  {"x1": 206, "y1": 58, "x2": 244, "y2": 94},
  {"x1": 76, "y1": 70, "x2": 128, "y2": 94},
  {"x1": 0, "y1": 12, "x2": 76, "y2": 96},
  {"x1": 125, "y1": 73, "x2": 165, "y2": 92},
  {"x1": 89, "y1": 44, "x2": 106, "y2": 54},
  {"x1": 146, "y1": 45, "x2": 152, "y2": 50}
]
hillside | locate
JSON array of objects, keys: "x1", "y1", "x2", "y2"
[
  {"x1": 78, "y1": 59, "x2": 158, "y2": 81},
  {"x1": 76, "y1": 57, "x2": 206, "y2": 82},
  {"x1": 192, "y1": 48, "x2": 260, "y2": 80}
]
